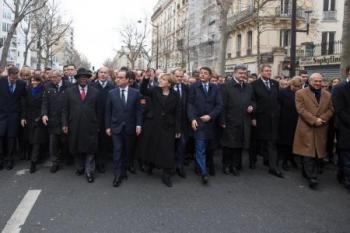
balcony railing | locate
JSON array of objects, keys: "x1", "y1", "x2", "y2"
[
  {"x1": 227, "y1": 6, "x2": 254, "y2": 28},
  {"x1": 275, "y1": 6, "x2": 304, "y2": 18},
  {"x1": 323, "y1": 11, "x2": 337, "y2": 20},
  {"x1": 300, "y1": 41, "x2": 342, "y2": 57},
  {"x1": 246, "y1": 48, "x2": 252, "y2": 56},
  {"x1": 236, "y1": 51, "x2": 241, "y2": 57}
]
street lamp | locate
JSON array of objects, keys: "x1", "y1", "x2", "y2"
[{"x1": 290, "y1": 0, "x2": 313, "y2": 77}]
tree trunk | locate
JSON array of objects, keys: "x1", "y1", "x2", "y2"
[
  {"x1": 341, "y1": 0, "x2": 350, "y2": 76},
  {"x1": 216, "y1": 15, "x2": 228, "y2": 76},
  {"x1": 0, "y1": 22, "x2": 20, "y2": 69},
  {"x1": 256, "y1": 1, "x2": 262, "y2": 70},
  {"x1": 23, "y1": 47, "x2": 29, "y2": 66}
]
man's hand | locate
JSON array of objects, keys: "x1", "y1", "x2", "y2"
[
  {"x1": 136, "y1": 126, "x2": 142, "y2": 136},
  {"x1": 200, "y1": 115, "x2": 211, "y2": 122},
  {"x1": 191, "y1": 119, "x2": 198, "y2": 131},
  {"x1": 62, "y1": 126, "x2": 68, "y2": 134},
  {"x1": 42, "y1": 115, "x2": 49, "y2": 126},
  {"x1": 175, "y1": 133, "x2": 181, "y2": 139},
  {"x1": 247, "y1": 106, "x2": 254, "y2": 113},
  {"x1": 106, "y1": 128, "x2": 112, "y2": 136},
  {"x1": 315, "y1": 118, "x2": 325, "y2": 126},
  {"x1": 221, "y1": 124, "x2": 226, "y2": 128},
  {"x1": 21, "y1": 119, "x2": 27, "y2": 128},
  {"x1": 251, "y1": 119, "x2": 257, "y2": 127}
]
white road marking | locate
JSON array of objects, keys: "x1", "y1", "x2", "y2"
[
  {"x1": 2, "y1": 190, "x2": 42, "y2": 233},
  {"x1": 15, "y1": 169, "x2": 29, "y2": 176}
]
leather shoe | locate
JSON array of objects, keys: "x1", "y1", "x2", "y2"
[
  {"x1": 222, "y1": 166, "x2": 230, "y2": 175},
  {"x1": 162, "y1": 176, "x2": 173, "y2": 187},
  {"x1": 231, "y1": 167, "x2": 240, "y2": 176},
  {"x1": 249, "y1": 163, "x2": 256, "y2": 169},
  {"x1": 29, "y1": 162, "x2": 36, "y2": 174},
  {"x1": 201, "y1": 175, "x2": 209, "y2": 185},
  {"x1": 176, "y1": 168, "x2": 186, "y2": 178},
  {"x1": 75, "y1": 169, "x2": 84, "y2": 176},
  {"x1": 128, "y1": 166, "x2": 136, "y2": 174},
  {"x1": 86, "y1": 173, "x2": 94, "y2": 183},
  {"x1": 6, "y1": 160, "x2": 14, "y2": 170},
  {"x1": 268, "y1": 169, "x2": 284, "y2": 178},
  {"x1": 113, "y1": 177, "x2": 122, "y2": 187},
  {"x1": 309, "y1": 178, "x2": 318, "y2": 189},
  {"x1": 50, "y1": 164, "x2": 59, "y2": 173}
]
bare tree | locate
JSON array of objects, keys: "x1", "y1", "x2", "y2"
[
  {"x1": 215, "y1": 0, "x2": 232, "y2": 76},
  {"x1": 341, "y1": 0, "x2": 350, "y2": 75},
  {"x1": 120, "y1": 19, "x2": 148, "y2": 69},
  {"x1": 0, "y1": 0, "x2": 47, "y2": 69},
  {"x1": 68, "y1": 49, "x2": 91, "y2": 69}
]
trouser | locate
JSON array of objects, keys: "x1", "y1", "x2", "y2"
[
  {"x1": 0, "y1": 137, "x2": 16, "y2": 162},
  {"x1": 338, "y1": 150, "x2": 350, "y2": 188},
  {"x1": 112, "y1": 133, "x2": 136, "y2": 178},
  {"x1": 259, "y1": 140, "x2": 278, "y2": 170},
  {"x1": 175, "y1": 135, "x2": 187, "y2": 169},
  {"x1": 302, "y1": 156, "x2": 319, "y2": 179},
  {"x1": 195, "y1": 139, "x2": 209, "y2": 176},
  {"x1": 278, "y1": 145, "x2": 296, "y2": 164},
  {"x1": 49, "y1": 134, "x2": 68, "y2": 166},
  {"x1": 30, "y1": 144, "x2": 41, "y2": 163},
  {"x1": 223, "y1": 147, "x2": 242, "y2": 169},
  {"x1": 74, "y1": 153, "x2": 95, "y2": 174}
]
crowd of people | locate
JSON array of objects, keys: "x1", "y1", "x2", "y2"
[{"x1": 0, "y1": 63, "x2": 349, "y2": 191}]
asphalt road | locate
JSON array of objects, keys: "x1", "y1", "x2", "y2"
[{"x1": 0, "y1": 156, "x2": 349, "y2": 233}]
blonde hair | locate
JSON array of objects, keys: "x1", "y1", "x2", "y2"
[
  {"x1": 159, "y1": 73, "x2": 176, "y2": 87},
  {"x1": 288, "y1": 76, "x2": 302, "y2": 86}
]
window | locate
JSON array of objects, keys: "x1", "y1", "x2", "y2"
[
  {"x1": 321, "y1": 31, "x2": 335, "y2": 55},
  {"x1": 247, "y1": 31, "x2": 253, "y2": 55},
  {"x1": 323, "y1": 0, "x2": 336, "y2": 20},
  {"x1": 281, "y1": 0, "x2": 290, "y2": 15},
  {"x1": 236, "y1": 34, "x2": 242, "y2": 57},
  {"x1": 280, "y1": 29, "x2": 290, "y2": 47}
]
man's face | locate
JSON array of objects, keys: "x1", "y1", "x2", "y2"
[
  {"x1": 174, "y1": 70, "x2": 184, "y2": 84},
  {"x1": 98, "y1": 68, "x2": 108, "y2": 81},
  {"x1": 116, "y1": 72, "x2": 128, "y2": 87},
  {"x1": 8, "y1": 73, "x2": 19, "y2": 83},
  {"x1": 67, "y1": 66, "x2": 76, "y2": 76},
  {"x1": 234, "y1": 69, "x2": 247, "y2": 83},
  {"x1": 50, "y1": 72, "x2": 62, "y2": 85},
  {"x1": 78, "y1": 76, "x2": 89, "y2": 87},
  {"x1": 300, "y1": 74, "x2": 308, "y2": 84},
  {"x1": 261, "y1": 67, "x2": 272, "y2": 79},
  {"x1": 33, "y1": 71, "x2": 41, "y2": 79},
  {"x1": 309, "y1": 75, "x2": 323, "y2": 90},
  {"x1": 199, "y1": 69, "x2": 210, "y2": 82},
  {"x1": 63, "y1": 67, "x2": 68, "y2": 76}
]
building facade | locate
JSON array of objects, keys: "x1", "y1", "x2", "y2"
[{"x1": 151, "y1": 0, "x2": 189, "y2": 72}]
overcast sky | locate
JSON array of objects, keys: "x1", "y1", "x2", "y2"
[{"x1": 59, "y1": 0, "x2": 158, "y2": 68}]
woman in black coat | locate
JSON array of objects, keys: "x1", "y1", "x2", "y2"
[
  {"x1": 21, "y1": 76, "x2": 48, "y2": 173},
  {"x1": 277, "y1": 77, "x2": 302, "y2": 170},
  {"x1": 138, "y1": 73, "x2": 181, "y2": 187}
]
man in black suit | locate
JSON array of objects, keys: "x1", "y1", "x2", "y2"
[
  {"x1": 42, "y1": 70, "x2": 71, "y2": 173},
  {"x1": 187, "y1": 67, "x2": 223, "y2": 185},
  {"x1": 251, "y1": 64, "x2": 283, "y2": 178},
  {"x1": 0, "y1": 67, "x2": 26, "y2": 170},
  {"x1": 62, "y1": 68, "x2": 99, "y2": 183},
  {"x1": 332, "y1": 66, "x2": 350, "y2": 191},
  {"x1": 173, "y1": 68, "x2": 189, "y2": 178},
  {"x1": 105, "y1": 70, "x2": 143, "y2": 187},
  {"x1": 92, "y1": 67, "x2": 115, "y2": 173}
]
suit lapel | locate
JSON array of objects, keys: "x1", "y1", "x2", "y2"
[{"x1": 306, "y1": 88, "x2": 319, "y2": 107}]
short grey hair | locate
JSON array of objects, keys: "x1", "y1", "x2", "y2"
[
  {"x1": 309, "y1": 73, "x2": 323, "y2": 81},
  {"x1": 234, "y1": 64, "x2": 247, "y2": 72}
]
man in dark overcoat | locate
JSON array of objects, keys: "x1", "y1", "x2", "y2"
[
  {"x1": 251, "y1": 64, "x2": 283, "y2": 178},
  {"x1": 62, "y1": 68, "x2": 99, "y2": 183},
  {"x1": 0, "y1": 67, "x2": 26, "y2": 170},
  {"x1": 92, "y1": 66, "x2": 115, "y2": 173},
  {"x1": 220, "y1": 65, "x2": 254, "y2": 175},
  {"x1": 332, "y1": 67, "x2": 350, "y2": 191}
]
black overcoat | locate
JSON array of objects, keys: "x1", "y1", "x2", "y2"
[
  {"x1": 137, "y1": 78, "x2": 181, "y2": 169},
  {"x1": 278, "y1": 87, "x2": 298, "y2": 146},
  {"x1": 62, "y1": 85, "x2": 99, "y2": 155},
  {"x1": 251, "y1": 78, "x2": 280, "y2": 140},
  {"x1": 220, "y1": 80, "x2": 254, "y2": 149}
]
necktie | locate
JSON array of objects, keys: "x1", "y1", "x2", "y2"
[
  {"x1": 80, "y1": 88, "x2": 86, "y2": 101},
  {"x1": 101, "y1": 81, "x2": 106, "y2": 88},
  {"x1": 176, "y1": 84, "x2": 181, "y2": 97},
  {"x1": 265, "y1": 81, "x2": 270, "y2": 90},
  {"x1": 204, "y1": 83, "x2": 209, "y2": 94},
  {"x1": 121, "y1": 90, "x2": 126, "y2": 106},
  {"x1": 9, "y1": 84, "x2": 14, "y2": 93}
]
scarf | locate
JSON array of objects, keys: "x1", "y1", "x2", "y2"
[{"x1": 309, "y1": 86, "x2": 321, "y2": 103}]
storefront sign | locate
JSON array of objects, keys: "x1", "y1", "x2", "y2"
[{"x1": 299, "y1": 55, "x2": 341, "y2": 67}]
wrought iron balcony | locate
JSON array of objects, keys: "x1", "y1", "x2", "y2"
[{"x1": 323, "y1": 11, "x2": 337, "y2": 20}]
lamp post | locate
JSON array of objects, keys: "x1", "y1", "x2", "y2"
[{"x1": 290, "y1": 0, "x2": 312, "y2": 77}]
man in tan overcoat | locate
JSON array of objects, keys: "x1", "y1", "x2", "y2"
[{"x1": 293, "y1": 73, "x2": 334, "y2": 189}]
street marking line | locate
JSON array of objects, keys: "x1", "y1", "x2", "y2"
[{"x1": 2, "y1": 190, "x2": 42, "y2": 233}]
